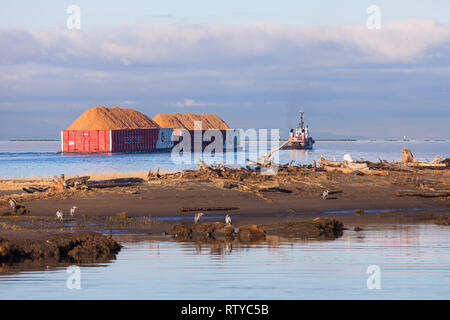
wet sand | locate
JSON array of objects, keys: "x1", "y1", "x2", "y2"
[{"x1": 0, "y1": 164, "x2": 448, "y2": 233}]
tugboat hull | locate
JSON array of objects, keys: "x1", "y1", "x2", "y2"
[{"x1": 282, "y1": 140, "x2": 315, "y2": 150}]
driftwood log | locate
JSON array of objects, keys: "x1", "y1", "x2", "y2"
[
  {"x1": 147, "y1": 168, "x2": 161, "y2": 181},
  {"x1": 181, "y1": 207, "x2": 240, "y2": 212},
  {"x1": 395, "y1": 191, "x2": 450, "y2": 198},
  {"x1": 401, "y1": 149, "x2": 446, "y2": 168},
  {"x1": 88, "y1": 178, "x2": 145, "y2": 189}
]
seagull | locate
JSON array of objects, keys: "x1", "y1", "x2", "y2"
[
  {"x1": 321, "y1": 190, "x2": 329, "y2": 200},
  {"x1": 70, "y1": 206, "x2": 77, "y2": 217},
  {"x1": 225, "y1": 214, "x2": 232, "y2": 226},
  {"x1": 194, "y1": 212, "x2": 204, "y2": 224},
  {"x1": 9, "y1": 199, "x2": 17, "y2": 211},
  {"x1": 56, "y1": 210, "x2": 64, "y2": 221}
]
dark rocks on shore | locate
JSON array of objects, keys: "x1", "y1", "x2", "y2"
[
  {"x1": 172, "y1": 222, "x2": 235, "y2": 241},
  {"x1": 260, "y1": 218, "x2": 344, "y2": 240},
  {"x1": 434, "y1": 217, "x2": 450, "y2": 226},
  {"x1": 171, "y1": 218, "x2": 344, "y2": 242},
  {"x1": 0, "y1": 231, "x2": 122, "y2": 264},
  {"x1": 2, "y1": 206, "x2": 30, "y2": 216},
  {"x1": 237, "y1": 225, "x2": 267, "y2": 242}
]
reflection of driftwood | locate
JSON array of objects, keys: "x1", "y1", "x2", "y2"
[
  {"x1": 88, "y1": 178, "x2": 144, "y2": 189},
  {"x1": 181, "y1": 207, "x2": 240, "y2": 212},
  {"x1": 395, "y1": 191, "x2": 450, "y2": 198}
]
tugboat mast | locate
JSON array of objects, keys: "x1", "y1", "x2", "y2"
[{"x1": 299, "y1": 110, "x2": 305, "y2": 131}]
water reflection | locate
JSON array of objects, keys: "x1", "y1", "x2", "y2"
[{"x1": 1, "y1": 224, "x2": 450, "y2": 299}]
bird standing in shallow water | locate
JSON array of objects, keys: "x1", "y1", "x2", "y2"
[
  {"x1": 9, "y1": 199, "x2": 17, "y2": 211},
  {"x1": 321, "y1": 190, "x2": 329, "y2": 200},
  {"x1": 194, "y1": 212, "x2": 204, "y2": 224},
  {"x1": 225, "y1": 214, "x2": 232, "y2": 225},
  {"x1": 56, "y1": 210, "x2": 64, "y2": 221},
  {"x1": 70, "y1": 206, "x2": 77, "y2": 217}
]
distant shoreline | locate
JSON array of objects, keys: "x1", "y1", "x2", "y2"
[
  {"x1": 315, "y1": 139, "x2": 357, "y2": 142},
  {"x1": 8, "y1": 140, "x2": 59, "y2": 142},
  {"x1": 4, "y1": 139, "x2": 449, "y2": 142}
]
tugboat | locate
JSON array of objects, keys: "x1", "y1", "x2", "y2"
[{"x1": 282, "y1": 111, "x2": 315, "y2": 150}]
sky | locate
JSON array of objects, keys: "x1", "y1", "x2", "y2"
[{"x1": 1, "y1": 1, "x2": 450, "y2": 139}]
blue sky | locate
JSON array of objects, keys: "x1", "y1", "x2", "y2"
[
  {"x1": 2, "y1": 1, "x2": 450, "y2": 27},
  {"x1": 1, "y1": 1, "x2": 450, "y2": 139}
]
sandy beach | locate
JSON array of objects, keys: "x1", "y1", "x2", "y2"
[{"x1": 0, "y1": 156, "x2": 449, "y2": 240}]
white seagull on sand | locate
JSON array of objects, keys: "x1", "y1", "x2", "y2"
[
  {"x1": 56, "y1": 210, "x2": 64, "y2": 221},
  {"x1": 9, "y1": 199, "x2": 17, "y2": 211},
  {"x1": 225, "y1": 214, "x2": 232, "y2": 225},
  {"x1": 70, "y1": 206, "x2": 77, "y2": 217},
  {"x1": 321, "y1": 190, "x2": 329, "y2": 200},
  {"x1": 194, "y1": 212, "x2": 204, "y2": 224}
]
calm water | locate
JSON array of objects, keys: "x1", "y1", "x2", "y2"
[
  {"x1": 0, "y1": 140, "x2": 449, "y2": 178},
  {"x1": 1, "y1": 224, "x2": 450, "y2": 299}
]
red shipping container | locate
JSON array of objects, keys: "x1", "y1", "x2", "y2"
[{"x1": 61, "y1": 128, "x2": 174, "y2": 153}]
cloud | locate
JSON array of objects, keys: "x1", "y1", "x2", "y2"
[
  {"x1": 0, "y1": 19, "x2": 450, "y2": 139},
  {"x1": 1, "y1": 19, "x2": 450, "y2": 68},
  {"x1": 174, "y1": 98, "x2": 216, "y2": 107}
]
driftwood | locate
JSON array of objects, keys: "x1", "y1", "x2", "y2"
[
  {"x1": 22, "y1": 187, "x2": 35, "y2": 194},
  {"x1": 29, "y1": 186, "x2": 50, "y2": 192},
  {"x1": 181, "y1": 207, "x2": 240, "y2": 212},
  {"x1": 401, "y1": 149, "x2": 418, "y2": 164},
  {"x1": 259, "y1": 187, "x2": 292, "y2": 193},
  {"x1": 247, "y1": 140, "x2": 291, "y2": 167},
  {"x1": 88, "y1": 178, "x2": 145, "y2": 189},
  {"x1": 395, "y1": 191, "x2": 450, "y2": 198},
  {"x1": 147, "y1": 168, "x2": 161, "y2": 181},
  {"x1": 53, "y1": 174, "x2": 67, "y2": 189},
  {"x1": 401, "y1": 149, "x2": 446, "y2": 167},
  {"x1": 405, "y1": 162, "x2": 446, "y2": 168},
  {"x1": 22, "y1": 186, "x2": 51, "y2": 194},
  {"x1": 53, "y1": 175, "x2": 90, "y2": 189},
  {"x1": 319, "y1": 155, "x2": 341, "y2": 166},
  {"x1": 65, "y1": 176, "x2": 90, "y2": 187},
  {"x1": 197, "y1": 157, "x2": 226, "y2": 177}
]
